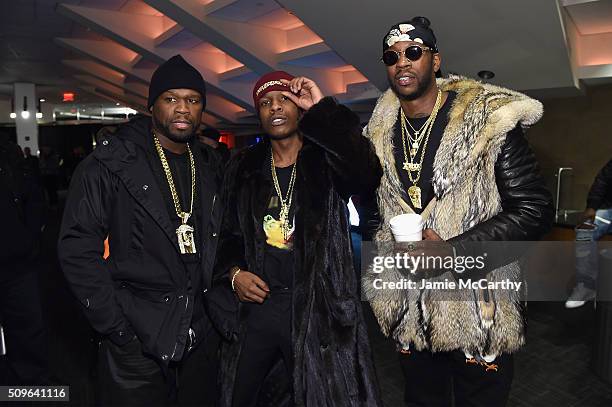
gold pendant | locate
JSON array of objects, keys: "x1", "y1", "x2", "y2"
[
  {"x1": 279, "y1": 207, "x2": 289, "y2": 239},
  {"x1": 408, "y1": 185, "x2": 422, "y2": 209},
  {"x1": 402, "y1": 161, "x2": 421, "y2": 172},
  {"x1": 279, "y1": 205, "x2": 288, "y2": 225},
  {"x1": 177, "y1": 223, "x2": 196, "y2": 254}
]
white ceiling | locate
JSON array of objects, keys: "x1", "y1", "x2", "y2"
[{"x1": 2, "y1": 0, "x2": 612, "y2": 130}]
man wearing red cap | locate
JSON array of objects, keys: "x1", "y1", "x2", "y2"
[{"x1": 208, "y1": 71, "x2": 382, "y2": 406}]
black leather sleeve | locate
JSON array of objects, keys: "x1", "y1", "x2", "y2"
[
  {"x1": 587, "y1": 159, "x2": 612, "y2": 210},
  {"x1": 448, "y1": 125, "x2": 554, "y2": 272}
]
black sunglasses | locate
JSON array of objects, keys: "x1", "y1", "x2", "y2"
[{"x1": 381, "y1": 45, "x2": 434, "y2": 66}]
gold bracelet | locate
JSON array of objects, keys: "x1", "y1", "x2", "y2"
[{"x1": 230, "y1": 267, "x2": 241, "y2": 292}]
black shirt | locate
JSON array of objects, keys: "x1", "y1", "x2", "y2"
[
  {"x1": 147, "y1": 141, "x2": 204, "y2": 339},
  {"x1": 162, "y1": 148, "x2": 200, "y2": 267},
  {"x1": 262, "y1": 163, "x2": 295, "y2": 291},
  {"x1": 393, "y1": 91, "x2": 456, "y2": 213},
  {"x1": 148, "y1": 145, "x2": 202, "y2": 279}
]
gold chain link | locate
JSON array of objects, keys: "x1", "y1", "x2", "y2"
[
  {"x1": 401, "y1": 89, "x2": 442, "y2": 185},
  {"x1": 270, "y1": 147, "x2": 297, "y2": 240},
  {"x1": 153, "y1": 133, "x2": 196, "y2": 222}
]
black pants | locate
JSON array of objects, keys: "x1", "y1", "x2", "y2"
[
  {"x1": 232, "y1": 292, "x2": 293, "y2": 407},
  {"x1": 399, "y1": 349, "x2": 513, "y2": 407},
  {"x1": 0, "y1": 264, "x2": 48, "y2": 385},
  {"x1": 97, "y1": 330, "x2": 219, "y2": 407}
]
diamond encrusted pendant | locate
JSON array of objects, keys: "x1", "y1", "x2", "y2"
[
  {"x1": 407, "y1": 185, "x2": 422, "y2": 209},
  {"x1": 403, "y1": 161, "x2": 421, "y2": 172}
]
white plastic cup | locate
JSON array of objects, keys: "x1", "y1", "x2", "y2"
[
  {"x1": 392, "y1": 232, "x2": 423, "y2": 242},
  {"x1": 389, "y1": 214, "x2": 424, "y2": 242}
]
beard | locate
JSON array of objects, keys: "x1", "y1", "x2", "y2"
[
  {"x1": 153, "y1": 115, "x2": 196, "y2": 144},
  {"x1": 388, "y1": 68, "x2": 434, "y2": 101}
]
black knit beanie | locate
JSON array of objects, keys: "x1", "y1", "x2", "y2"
[{"x1": 147, "y1": 55, "x2": 207, "y2": 109}]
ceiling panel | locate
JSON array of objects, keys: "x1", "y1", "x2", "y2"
[
  {"x1": 249, "y1": 7, "x2": 302, "y2": 29},
  {"x1": 157, "y1": 29, "x2": 203, "y2": 49},
  {"x1": 77, "y1": 0, "x2": 129, "y2": 11},
  {"x1": 120, "y1": 0, "x2": 165, "y2": 16},
  {"x1": 282, "y1": 51, "x2": 347, "y2": 69},
  {"x1": 209, "y1": 0, "x2": 281, "y2": 22},
  {"x1": 132, "y1": 58, "x2": 159, "y2": 70},
  {"x1": 566, "y1": 0, "x2": 612, "y2": 35}
]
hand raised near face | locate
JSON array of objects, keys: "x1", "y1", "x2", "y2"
[{"x1": 280, "y1": 77, "x2": 324, "y2": 111}]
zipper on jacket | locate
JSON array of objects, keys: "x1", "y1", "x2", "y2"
[
  {"x1": 210, "y1": 194, "x2": 216, "y2": 217},
  {"x1": 170, "y1": 341, "x2": 178, "y2": 360},
  {"x1": 170, "y1": 295, "x2": 190, "y2": 360}
]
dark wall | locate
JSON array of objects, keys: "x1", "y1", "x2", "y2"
[
  {"x1": 528, "y1": 83, "x2": 612, "y2": 210},
  {"x1": 39, "y1": 123, "x2": 103, "y2": 157}
]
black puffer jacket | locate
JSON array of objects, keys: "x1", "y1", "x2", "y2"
[{"x1": 587, "y1": 159, "x2": 612, "y2": 210}]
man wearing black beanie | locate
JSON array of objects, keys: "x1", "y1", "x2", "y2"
[{"x1": 59, "y1": 54, "x2": 224, "y2": 406}]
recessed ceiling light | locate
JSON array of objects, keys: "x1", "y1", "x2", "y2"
[
  {"x1": 39, "y1": 98, "x2": 46, "y2": 102},
  {"x1": 9, "y1": 112, "x2": 16, "y2": 119},
  {"x1": 478, "y1": 70, "x2": 495, "y2": 80},
  {"x1": 21, "y1": 111, "x2": 30, "y2": 119},
  {"x1": 116, "y1": 102, "x2": 120, "y2": 106}
]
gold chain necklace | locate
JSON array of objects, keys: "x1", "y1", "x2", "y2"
[
  {"x1": 405, "y1": 116, "x2": 429, "y2": 136},
  {"x1": 400, "y1": 90, "x2": 442, "y2": 209},
  {"x1": 153, "y1": 133, "x2": 197, "y2": 254},
  {"x1": 401, "y1": 118, "x2": 425, "y2": 158},
  {"x1": 270, "y1": 147, "x2": 297, "y2": 241}
]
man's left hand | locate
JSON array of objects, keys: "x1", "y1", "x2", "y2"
[
  {"x1": 280, "y1": 77, "x2": 323, "y2": 111},
  {"x1": 423, "y1": 228, "x2": 443, "y2": 241}
]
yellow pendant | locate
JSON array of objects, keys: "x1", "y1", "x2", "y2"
[
  {"x1": 408, "y1": 185, "x2": 422, "y2": 209},
  {"x1": 402, "y1": 161, "x2": 421, "y2": 172},
  {"x1": 177, "y1": 223, "x2": 196, "y2": 254}
]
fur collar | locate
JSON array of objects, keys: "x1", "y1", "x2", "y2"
[
  {"x1": 365, "y1": 75, "x2": 543, "y2": 239},
  {"x1": 367, "y1": 76, "x2": 542, "y2": 199}
]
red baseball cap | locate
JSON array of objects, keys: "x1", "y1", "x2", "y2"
[{"x1": 252, "y1": 70, "x2": 295, "y2": 107}]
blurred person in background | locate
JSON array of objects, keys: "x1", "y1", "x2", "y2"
[
  {"x1": 566, "y1": 158, "x2": 612, "y2": 308},
  {"x1": 198, "y1": 125, "x2": 230, "y2": 162},
  {"x1": 0, "y1": 132, "x2": 48, "y2": 385},
  {"x1": 62, "y1": 146, "x2": 87, "y2": 184},
  {"x1": 23, "y1": 146, "x2": 40, "y2": 181},
  {"x1": 39, "y1": 146, "x2": 60, "y2": 209}
]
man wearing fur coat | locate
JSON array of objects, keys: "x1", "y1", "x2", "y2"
[
  {"x1": 362, "y1": 17, "x2": 554, "y2": 406},
  {"x1": 209, "y1": 71, "x2": 382, "y2": 406}
]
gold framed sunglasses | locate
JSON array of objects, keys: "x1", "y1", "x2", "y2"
[{"x1": 381, "y1": 45, "x2": 434, "y2": 66}]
